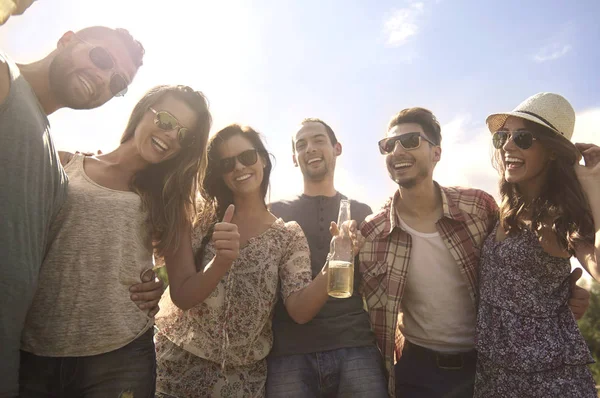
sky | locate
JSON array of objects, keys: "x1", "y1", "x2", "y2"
[{"x1": 2, "y1": 0, "x2": 599, "y2": 279}]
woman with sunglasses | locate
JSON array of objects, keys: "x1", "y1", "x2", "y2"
[
  {"x1": 19, "y1": 85, "x2": 211, "y2": 397},
  {"x1": 154, "y1": 124, "x2": 330, "y2": 398},
  {"x1": 474, "y1": 92, "x2": 600, "y2": 397}
]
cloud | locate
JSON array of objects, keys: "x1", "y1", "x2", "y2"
[
  {"x1": 533, "y1": 43, "x2": 571, "y2": 63},
  {"x1": 433, "y1": 114, "x2": 499, "y2": 199},
  {"x1": 384, "y1": 2, "x2": 425, "y2": 47},
  {"x1": 572, "y1": 107, "x2": 600, "y2": 144}
]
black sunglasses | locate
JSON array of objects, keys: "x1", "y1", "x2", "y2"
[
  {"x1": 492, "y1": 130, "x2": 537, "y2": 150},
  {"x1": 76, "y1": 35, "x2": 129, "y2": 97},
  {"x1": 219, "y1": 149, "x2": 259, "y2": 174},
  {"x1": 149, "y1": 108, "x2": 195, "y2": 147},
  {"x1": 378, "y1": 132, "x2": 437, "y2": 154}
]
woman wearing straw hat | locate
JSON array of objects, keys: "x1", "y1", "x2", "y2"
[{"x1": 474, "y1": 92, "x2": 600, "y2": 397}]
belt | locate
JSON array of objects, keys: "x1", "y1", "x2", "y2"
[{"x1": 403, "y1": 341, "x2": 476, "y2": 370}]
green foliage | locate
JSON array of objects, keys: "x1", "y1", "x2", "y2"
[{"x1": 578, "y1": 281, "x2": 600, "y2": 385}]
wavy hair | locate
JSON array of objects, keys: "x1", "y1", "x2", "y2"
[
  {"x1": 120, "y1": 85, "x2": 211, "y2": 256},
  {"x1": 195, "y1": 124, "x2": 273, "y2": 266},
  {"x1": 493, "y1": 119, "x2": 594, "y2": 254}
]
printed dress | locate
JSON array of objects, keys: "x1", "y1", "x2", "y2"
[
  {"x1": 155, "y1": 219, "x2": 312, "y2": 398},
  {"x1": 474, "y1": 223, "x2": 596, "y2": 397}
]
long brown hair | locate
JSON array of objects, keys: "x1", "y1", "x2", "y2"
[
  {"x1": 120, "y1": 85, "x2": 212, "y2": 256},
  {"x1": 195, "y1": 124, "x2": 273, "y2": 266},
  {"x1": 493, "y1": 119, "x2": 594, "y2": 253}
]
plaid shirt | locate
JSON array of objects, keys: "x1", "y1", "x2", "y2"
[{"x1": 359, "y1": 184, "x2": 498, "y2": 397}]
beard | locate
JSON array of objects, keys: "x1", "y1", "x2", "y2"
[
  {"x1": 48, "y1": 49, "x2": 94, "y2": 110},
  {"x1": 395, "y1": 176, "x2": 418, "y2": 189},
  {"x1": 300, "y1": 160, "x2": 330, "y2": 181},
  {"x1": 388, "y1": 162, "x2": 429, "y2": 189}
]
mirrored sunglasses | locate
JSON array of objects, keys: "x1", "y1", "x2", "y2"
[
  {"x1": 149, "y1": 107, "x2": 195, "y2": 147},
  {"x1": 378, "y1": 132, "x2": 436, "y2": 154}
]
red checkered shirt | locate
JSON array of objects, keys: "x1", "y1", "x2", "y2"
[{"x1": 359, "y1": 184, "x2": 498, "y2": 397}]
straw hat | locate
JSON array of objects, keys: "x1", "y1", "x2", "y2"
[{"x1": 486, "y1": 92, "x2": 576, "y2": 147}]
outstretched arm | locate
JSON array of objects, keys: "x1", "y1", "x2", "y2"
[{"x1": 285, "y1": 264, "x2": 329, "y2": 324}]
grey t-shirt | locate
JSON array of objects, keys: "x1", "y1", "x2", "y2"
[
  {"x1": 270, "y1": 192, "x2": 375, "y2": 356},
  {"x1": 0, "y1": 52, "x2": 67, "y2": 396}
]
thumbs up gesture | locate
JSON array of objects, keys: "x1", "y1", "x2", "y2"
[{"x1": 212, "y1": 204, "x2": 240, "y2": 269}]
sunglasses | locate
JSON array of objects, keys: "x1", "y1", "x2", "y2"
[
  {"x1": 378, "y1": 132, "x2": 437, "y2": 154},
  {"x1": 492, "y1": 130, "x2": 537, "y2": 150},
  {"x1": 219, "y1": 149, "x2": 259, "y2": 174},
  {"x1": 75, "y1": 35, "x2": 129, "y2": 97},
  {"x1": 149, "y1": 107, "x2": 196, "y2": 147}
]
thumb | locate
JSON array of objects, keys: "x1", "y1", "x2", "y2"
[
  {"x1": 222, "y1": 204, "x2": 235, "y2": 223},
  {"x1": 330, "y1": 221, "x2": 339, "y2": 237},
  {"x1": 570, "y1": 267, "x2": 583, "y2": 288},
  {"x1": 141, "y1": 269, "x2": 155, "y2": 282}
]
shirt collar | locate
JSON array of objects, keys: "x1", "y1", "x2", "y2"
[{"x1": 382, "y1": 182, "x2": 466, "y2": 237}]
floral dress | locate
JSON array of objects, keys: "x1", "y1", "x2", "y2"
[
  {"x1": 474, "y1": 223, "x2": 596, "y2": 397},
  {"x1": 154, "y1": 219, "x2": 313, "y2": 398}
]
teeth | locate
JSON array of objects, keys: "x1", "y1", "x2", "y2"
[
  {"x1": 235, "y1": 174, "x2": 251, "y2": 181},
  {"x1": 394, "y1": 162, "x2": 413, "y2": 169},
  {"x1": 78, "y1": 74, "x2": 93, "y2": 97},
  {"x1": 307, "y1": 158, "x2": 322, "y2": 165},
  {"x1": 152, "y1": 137, "x2": 169, "y2": 152},
  {"x1": 505, "y1": 157, "x2": 524, "y2": 163}
]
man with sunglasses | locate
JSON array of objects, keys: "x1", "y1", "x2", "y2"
[
  {"x1": 358, "y1": 107, "x2": 591, "y2": 398},
  {"x1": 266, "y1": 118, "x2": 388, "y2": 397},
  {"x1": 0, "y1": 26, "x2": 144, "y2": 397}
]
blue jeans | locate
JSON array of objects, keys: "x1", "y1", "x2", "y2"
[
  {"x1": 394, "y1": 341, "x2": 476, "y2": 398},
  {"x1": 18, "y1": 328, "x2": 156, "y2": 398},
  {"x1": 266, "y1": 345, "x2": 388, "y2": 398}
]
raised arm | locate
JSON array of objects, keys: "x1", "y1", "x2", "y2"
[
  {"x1": 574, "y1": 143, "x2": 600, "y2": 281},
  {"x1": 164, "y1": 204, "x2": 239, "y2": 310}
]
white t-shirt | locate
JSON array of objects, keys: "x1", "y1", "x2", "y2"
[{"x1": 398, "y1": 216, "x2": 476, "y2": 353}]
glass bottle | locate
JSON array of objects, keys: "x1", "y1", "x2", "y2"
[{"x1": 327, "y1": 199, "x2": 354, "y2": 298}]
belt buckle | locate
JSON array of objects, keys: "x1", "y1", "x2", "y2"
[{"x1": 436, "y1": 353, "x2": 464, "y2": 370}]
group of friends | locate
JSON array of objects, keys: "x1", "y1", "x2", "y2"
[{"x1": 1, "y1": 7, "x2": 599, "y2": 398}]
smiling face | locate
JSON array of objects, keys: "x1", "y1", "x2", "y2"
[
  {"x1": 219, "y1": 134, "x2": 266, "y2": 198},
  {"x1": 132, "y1": 94, "x2": 198, "y2": 164},
  {"x1": 293, "y1": 121, "x2": 341, "y2": 181},
  {"x1": 497, "y1": 117, "x2": 551, "y2": 191},
  {"x1": 384, "y1": 122, "x2": 440, "y2": 189},
  {"x1": 48, "y1": 30, "x2": 138, "y2": 110}
]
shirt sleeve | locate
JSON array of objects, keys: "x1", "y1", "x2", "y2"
[{"x1": 278, "y1": 221, "x2": 313, "y2": 301}]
